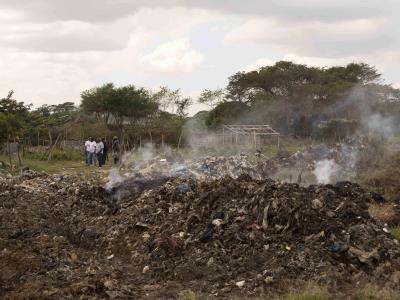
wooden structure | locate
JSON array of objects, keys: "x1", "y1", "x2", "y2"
[{"x1": 222, "y1": 124, "x2": 280, "y2": 148}]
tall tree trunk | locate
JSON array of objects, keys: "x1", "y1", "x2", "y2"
[
  {"x1": 48, "y1": 131, "x2": 52, "y2": 148},
  {"x1": 16, "y1": 140, "x2": 22, "y2": 167},
  {"x1": 7, "y1": 134, "x2": 12, "y2": 168}
]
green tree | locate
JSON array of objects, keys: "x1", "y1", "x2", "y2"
[
  {"x1": 81, "y1": 83, "x2": 159, "y2": 127},
  {"x1": 0, "y1": 90, "x2": 30, "y2": 142},
  {"x1": 152, "y1": 86, "x2": 192, "y2": 117},
  {"x1": 198, "y1": 89, "x2": 225, "y2": 109}
]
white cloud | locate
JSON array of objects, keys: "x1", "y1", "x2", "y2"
[
  {"x1": 224, "y1": 17, "x2": 390, "y2": 57},
  {"x1": 241, "y1": 57, "x2": 275, "y2": 72},
  {"x1": 140, "y1": 38, "x2": 204, "y2": 73},
  {"x1": 0, "y1": 0, "x2": 388, "y2": 23},
  {"x1": 282, "y1": 52, "x2": 400, "y2": 73},
  {"x1": 0, "y1": 7, "x2": 216, "y2": 106}
]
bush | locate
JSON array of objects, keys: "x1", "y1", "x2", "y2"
[
  {"x1": 314, "y1": 118, "x2": 358, "y2": 141},
  {"x1": 26, "y1": 148, "x2": 83, "y2": 161}
]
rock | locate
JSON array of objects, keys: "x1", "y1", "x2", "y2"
[
  {"x1": 207, "y1": 257, "x2": 214, "y2": 267},
  {"x1": 262, "y1": 205, "x2": 269, "y2": 230},
  {"x1": 348, "y1": 247, "x2": 379, "y2": 264},
  {"x1": 212, "y1": 219, "x2": 224, "y2": 227},
  {"x1": 264, "y1": 276, "x2": 274, "y2": 284},
  {"x1": 311, "y1": 198, "x2": 323, "y2": 209}
]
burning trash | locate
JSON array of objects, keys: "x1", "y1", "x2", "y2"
[{"x1": 1, "y1": 167, "x2": 400, "y2": 299}]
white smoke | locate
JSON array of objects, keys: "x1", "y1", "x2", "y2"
[
  {"x1": 105, "y1": 168, "x2": 124, "y2": 191},
  {"x1": 140, "y1": 143, "x2": 156, "y2": 163},
  {"x1": 313, "y1": 159, "x2": 341, "y2": 184},
  {"x1": 363, "y1": 113, "x2": 396, "y2": 139}
]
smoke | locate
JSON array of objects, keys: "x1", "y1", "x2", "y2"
[
  {"x1": 104, "y1": 143, "x2": 156, "y2": 191},
  {"x1": 140, "y1": 143, "x2": 156, "y2": 164},
  {"x1": 313, "y1": 159, "x2": 341, "y2": 184},
  {"x1": 105, "y1": 168, "x2": 124, "y2": 191},
  {"x1": 362, "y1": 113, "x2": 396, "y2": 139},
  {"x1": 102, "y1": 83, "x2": 400, "y2": 191}
]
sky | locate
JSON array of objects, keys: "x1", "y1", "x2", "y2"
[{"x1": 1, "y1": 0, "x2": 399, "y2": 115}]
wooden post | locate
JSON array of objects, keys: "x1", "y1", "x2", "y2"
[
  {"x1": 47, "y1": 134, "x2": 61, "y2": 161},
  {"x1": 253, "y1": 130, "x2": 257, "y2": 148},
  {"x1": 6, "y1": 136, "x2": 12, "y2": 168},
  {"x1": 177, "y1": 131, "x2": 183, "y2": 149},
  {"x1": 65, "y1": 128, "x2": 68, "y2": 148},
  {"x1": 222, "y1": 126, "x2": 225, "y2": 146},
  {"x1": 16, "y1": 138, "x2": 22, "y2": 167},
  {"x1": 277, "y1": 135, "x2": 280, "y2": 149}
]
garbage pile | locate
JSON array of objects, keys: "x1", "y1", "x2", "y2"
[
  {"x1": 115, "y1": 153, "x2": 267, "y2": 181},
  {"x1": 1, "y1": 170, "x2": 400, "y2": 299},
  {"x1": 105, "y1": 137, "x2": 368, "y2": 191}
]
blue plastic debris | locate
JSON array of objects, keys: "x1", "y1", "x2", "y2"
[
  {"x1": 330, "y1": 242, "x2": 341, "y2": 253},
  {"x1": 177, "y1": 183, "x2": 189, "y2": 193},
  {"x1": 170, "y1": 165, "x2": 190, "y2": 178}
]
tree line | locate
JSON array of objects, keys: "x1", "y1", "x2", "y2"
[
  {"x1": 1, "y1": 61, "x2": 400, "y2": 154},
  {"x1": 195, "y1": 61, "x2": 400, "y2": 140}
]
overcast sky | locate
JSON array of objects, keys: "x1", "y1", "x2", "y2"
[{"x1": 1, "y1": 0, "x2": 399, "y2": 115}]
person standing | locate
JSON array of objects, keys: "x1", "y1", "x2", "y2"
[
  {"x1": 102, "y1": 137, "x2": 108, "y2": 166},
  {"x1": 84, "y1": 136, "x2": 92, "y2": 165},
  {"x1": 112, "y1": 136, "x2": 120, "y2": 165},
  {"x1": 95, "y1": 138, "x2": 104, "y2": 167},
  {"x1": 88, "y1": 137, "x2": 96, "y2": 166}
]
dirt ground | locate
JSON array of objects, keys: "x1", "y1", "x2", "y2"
[{"x1": 1, "y1": 168, "x2": 400, "y2": 299}]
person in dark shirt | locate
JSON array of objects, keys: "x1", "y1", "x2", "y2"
[
  {"x1": 102, "y1": 137, "x2": 108, "y2": 165},
  {"x1": 112, "y1": 136, "x2": 120, "y2": 165}
]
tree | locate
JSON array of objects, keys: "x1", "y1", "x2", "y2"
[
  {"x1": 0, "y1": 90, "x2": 30, "y2": 142},
  {"x1": 221, "y1": 61, "x2": 388, "y2": 139},
  {"x1": 205, "y1": 101, "x2": 250, "y2": 129},
  {"x1": 198, "y1": 89, "x2": 226, "y2": 109},
  {"x1": 152, "y1": 86, "x2": 192, "y2": 117},
  {"x1": 81, "y1": 83, "x2": 159, "y2": 127}
]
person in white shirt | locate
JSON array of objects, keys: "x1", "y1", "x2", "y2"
[
  {"x1": 84, "y1": 137, "x2": 92, "y2": 165},
  {"x1": 87, "y1": 138, "x2": 96, "y2": 166},
  {"x1": 95, "y1": 138, "x2": 104, "y2": 167}
]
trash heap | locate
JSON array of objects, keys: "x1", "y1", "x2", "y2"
[
  {"x1": 119, "y1": 153, "x2": 268, "y2": 182},
  {"x1": 1, "y1": 169, "x2": 400, "y2": 299},
  {"x1": 125, "y1": 138, "x2": 367, "y2": 185}
]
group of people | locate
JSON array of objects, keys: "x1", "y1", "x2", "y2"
[{"x1": 84, "y1": 136, "x2": 120, "y2": 167}]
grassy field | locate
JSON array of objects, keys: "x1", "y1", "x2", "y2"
[{"x1": 0, "y1": 152, "x2": 112, "y2": 185}]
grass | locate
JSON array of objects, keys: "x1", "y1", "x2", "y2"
[
  {"x1": 357, "y1": 284, "x2": 400, "y2": 300},
  {"x1": 178, "y1": 285, "x2": 332, "y2": 300},
  {"x1": 179, "y1": 291, "x2": 199, "y2": 300},
  {"x1": 358, "y1": 151, "x2": 400, "y2": 200},
  {"x1": 278, "y1": 286, "x2": 332, "y2": 300},
  {"x1": 178, "y1": 283, "x2": 400, "y2": 300},
  {"x1": 25, "y1": 148, "x2": 84, "y2": 161},
  {"x1": 0, "y1": 154, "x2": 111, "y2": 185},
  {"x1": 391, "y1": 227, "x2": 400, "y2": 241},
  {"x1": 368, "y1": 203, "x2": 397, "y2": 223}
]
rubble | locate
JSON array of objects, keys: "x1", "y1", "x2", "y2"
[{"x1": 1, "y1": 169, "x2": 400, "y2": 299}]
